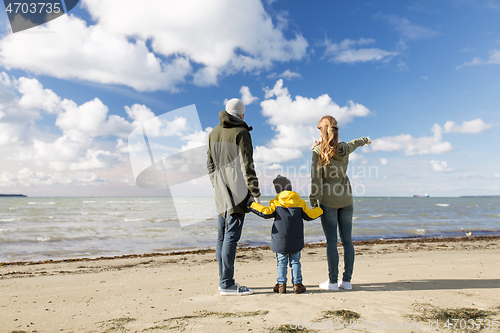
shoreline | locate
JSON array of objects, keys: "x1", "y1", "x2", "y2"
[
  {"x1": 2, "y1": 234, "x2": 499, "y2": 267},
  {"x1": 1, "y1": 235, "x2": 499, "y2": 332}
]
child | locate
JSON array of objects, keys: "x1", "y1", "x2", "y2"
[{"x1": 247, "y1": 175, "x2": 323, "y2": 294}]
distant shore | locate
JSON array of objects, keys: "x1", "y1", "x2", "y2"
[
  {"x1": 459, "y1": 195, "x2": 500, "y2": 198},
  {"x1": 0, "y1": 194, "x2": 27, "y2": 197}
]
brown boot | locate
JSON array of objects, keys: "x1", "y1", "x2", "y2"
[
  {"x1": 274, "y1": 283, "x2": 286, "y2": 294},
  {"x1": 293, "y1": 283, "x2": 306, "y2": 294}
]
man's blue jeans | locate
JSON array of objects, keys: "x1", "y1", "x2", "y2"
[
  {"x1": 320, "y1": 204, "x2": 354, "y2": 283},
  {"x1": 216, "y1": 212, "x2": 245, "y2": 289},
  {"x1": 276, "y1": 252, "x2": 302, "y2": 284}
]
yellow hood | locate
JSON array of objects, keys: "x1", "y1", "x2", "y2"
[{"x1": 275, "y1": 191, "x2": 301, "y2": 208}]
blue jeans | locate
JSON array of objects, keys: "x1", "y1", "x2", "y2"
[
  {"x1": 320, "y1": 204, "x2": 354, "y2": 283},
  {"x1": 276, "y1": 252, "x2": 302, "y2": 284},
  {"x1": 216, "y1": 211, "x2": 245, "y2": 289}
]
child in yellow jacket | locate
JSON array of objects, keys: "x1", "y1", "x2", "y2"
[{"x1": 248, "y1": 175, "x2": 323, "y2": 294}]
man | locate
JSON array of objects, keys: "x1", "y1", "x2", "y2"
[{"x1": 207, "y1": 98, "x2": 261, "y2": 296}]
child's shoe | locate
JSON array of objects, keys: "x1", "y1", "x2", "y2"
[
  {"x1": 273, "y1": 283, "x2": 286, "y2": 294},
  {"x1": 293, "y1": 283, "x2": 306, "y2": 294}
]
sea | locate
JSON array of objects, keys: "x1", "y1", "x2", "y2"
[{"x1": 1, "y1": 196, "x2": 499, "y2": 263}]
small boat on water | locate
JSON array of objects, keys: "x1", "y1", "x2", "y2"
[{"x1": 413, "y1": 194, "x2": 429, "y2": 198}]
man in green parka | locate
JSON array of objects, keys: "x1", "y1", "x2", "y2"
[{"x1": 207, "y1": 98, "x2": 261, "y2": 295}]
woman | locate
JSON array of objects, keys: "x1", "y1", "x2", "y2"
[{"x1": 310, "y1": 115, "x2": 370, "y2": 291}]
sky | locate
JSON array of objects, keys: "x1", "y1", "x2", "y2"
[{"x1": 0, "y1": 0, "x2": 499, "y2": 197}]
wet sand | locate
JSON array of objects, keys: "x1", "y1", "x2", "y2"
[{"x1": 1, "y1": 236, "x2": 499, "y2": 332}]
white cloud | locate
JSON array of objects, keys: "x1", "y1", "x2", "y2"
[
  {"x1": 0, "y1": 123, "x2": 22, "y2": 145},
  {"x1": 380, "y1": 158, "x2": 388, "y2": 165},
  {"x1": 255, "y1": 80, "x2": 370, "y2": 163},
  {"x1": 0, "y1": 73, "x2": 165, "y2": 172},
  {"x1": 180, "y1": 127, "x2": 212, "y2": 151},
  {"x1": 430, "y1": 160, "x2": 453, "y2": 172},
  {"x1": 124, "y1": 104, "x2": 156, "y2": 125},
  {"x1": 17, "y1": 77, "x2": 63, "y2": 114},
  {"x1": 489, "y1": 49, "x2": 500, "y2": 63},
  {"x1": 443, "y1": 118, "x2": 492, "y2": 134},
  {"x1": 239, "y1": 86, "x2": 258, "y2": 105},
  {"x1": 377, "y1": 15, "x2": 440, "y2": 41},
  {"x1": 0, "y1": 168, "x2": 105, "y2": 187},
  {"x1": 323, "y1": 38, "x2": 398, "y2": 64},
  {"x1": 456, "y1": 49, "x2": 500, "y2": 69},
  {"x1": 56, "y1": 98, "x2": 129, "y2": 137},
  {"x1": 0, "y1": 73, "x2": 49, "y2": 143},
  {"x1": 368, "y1": 119, "x2": 491, "y2": 157},
  {"x1": 368, "y1": 124, "x2": 453, "y2": 156},
  {"x1": 69, "y1": 149, "x2": 122, "y2": 171},
  {"x1": 267, "y1": 163, "x2": 283, "y2": 170},
  {"x1": 254, "y1": 146, "x2": 303, "y2": 163},
  {"x1": 0, "y1": 0, "x2": 308, "y2": 91},
  {"x1": 456, "y1": 57, "x2": 484, "y2": 69},
  {"x1": 397, "y1": 59, "x2": 409, "y2": 71},
  {"x1": 494, "y1": 173, "x2": 500, "y2": 178},
  {"x1": 349, "y1": 152, "x2": 362, "y2": 162},
  {"x1": 0, "y1": 16, "x2": 191, "y2": 92},
  {"x1": 262, "y1": 79, "x2": 370, "y2": 128},
  {"x1": 0, "y1": 72, "x2": 12, "y2": 86},
  {"x1": 267, "y1": 69, "x2": 302, "y2": 80}
]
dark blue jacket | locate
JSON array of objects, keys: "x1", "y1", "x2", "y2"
[{"x1": 248, "y1": 191, "x2": 323, "y2": 254}]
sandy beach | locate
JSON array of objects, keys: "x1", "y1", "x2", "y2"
[{"x1": 1, "y1": 236, "x2": 499, "y2": 333}]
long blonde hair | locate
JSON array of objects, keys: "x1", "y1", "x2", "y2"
[{"x1": 317, "y1": 115, "x2": 339, "y2": 167}]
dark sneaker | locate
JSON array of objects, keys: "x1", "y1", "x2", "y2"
[
  {"x1": 293, "y1": 283, "x2": 306, "y2": 294},
  {"x1": 220, "y1": 283, "x2": 254, "y2": 296}
]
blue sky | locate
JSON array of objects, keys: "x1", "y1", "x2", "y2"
[{"x1": 0, "y1": 0, "x2": 499, "y2": 197}]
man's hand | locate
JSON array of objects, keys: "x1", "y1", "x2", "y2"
[
  {"x1": 254, "y1": 196, "x2": 261, "y2": 204},
  {"x1": 366, "y1": 137, "x2": 372, "y2": 145},
  {"x1": 310, "y1": 198, "x2": 318, "y2": 208}
]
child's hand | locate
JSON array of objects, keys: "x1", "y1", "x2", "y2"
[
  {"x1": 310, "y1": 198, "x2": 318, "y2": 208},
  {"x1": 254, "y1": 196, "x2": 261, "y2": 204},
  {"x1": 366, "y1": 137, "x2": 372, "y2": 145}
]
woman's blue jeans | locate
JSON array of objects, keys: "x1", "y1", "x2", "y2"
[
  {"x1": 320, "y1": 204, "x2": 354, "y2": 283},
  {"x1": 216, "y1": 212, "x2": 244, "y2": 289},
  {"x1": 276, "y1": 252, "x2": 302, "y2": 284}
]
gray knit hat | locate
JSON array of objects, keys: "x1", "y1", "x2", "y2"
[
  {"x1": 225, "y1": 98, "x2": 245, "y2": 118},
  {"x1": 273, "y1": 175, "x2": 292, "y2": 194}
]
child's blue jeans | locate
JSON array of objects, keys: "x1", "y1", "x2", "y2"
[{"x1": 276, "y1": 251, "x2": 302, "y2": 284}]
